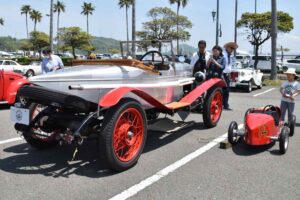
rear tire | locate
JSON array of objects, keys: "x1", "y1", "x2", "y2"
[
  {"x1": 203, "y1": 87, "x2": 223, "y2": 128},
  {"x1": 228, "y1": 121, "x2": 239, "y2": 145},
  {"x1": 25, "y1": 69, "x2": 35, "y2": 77},
  {"x1": 22, "y1": 103, "x2": 59, "y2": 149},
  {"x1": 99, "y1": 99, "x2": 147, "y2": 172},
  {"x1": 289, "y1": 115, "x2": 296, "y2": 137},
  {"x1": 279, "y1": 126, "x2": 289, "y2": 154}
]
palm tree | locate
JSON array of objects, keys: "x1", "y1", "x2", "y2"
[
  {"x1": 118, "y1": 0, "x2": 132, "y2": 55},
  {"x1": 0, "y1": 18, "x2": 4, "y2": 26},
  {"x1": 30, "y1": 10, "x2": 42, "y2": 31},
  {"x1": 81, "y1": 2, "x2": 95, "y2": 34},
  {"x1": 169, "y1": 0, "x2": 189, "y2": 54},
  {"x1": 21, "y1": 5, "x2": 32, "y2": 38},
  {"x1": 50, "y1": 0, "x2": 54, "y2": 51},
  {"x1": 54, "y1": 1, "x2": 66, "y2": 49},
  {"x1": 131, "y1": 0, "x2": 136, "y2": 58}
]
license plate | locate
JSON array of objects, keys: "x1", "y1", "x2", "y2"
[
  {"x1": 230, "y1": 82, "x2": 237, "y2": 87},
  {"x1": 10, "y1": 106, "x2": 30, "y2": 125}
]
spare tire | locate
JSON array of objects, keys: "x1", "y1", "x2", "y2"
[{"x1": 18, "y1": 85, "x2": 91, "y2": 113}]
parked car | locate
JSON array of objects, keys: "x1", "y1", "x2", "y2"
[
  {"x1": 96, "y1": 53, "x2": 111, "y2": 60},
  {"x1": 251, "y1": 55, "x2": 282, "y2": 72},
  {"x1": 230, "y1": 61, "x2": 264, "y2": 92},
  {"x1": 11, "y1": 40, "x2": 226, "y2": 172},
  {"x1": 0, "y1": 60, "x2": 42, "y2": 77},
  {"x1": 0, "y1": 70, "x2": 29, "y2": 104},
  {"x1": 281, "y1": 59, "x2": 300, "y2": 72},
  {"x1": 236, "y1": 55, "x2": 251, "y2": 68}
]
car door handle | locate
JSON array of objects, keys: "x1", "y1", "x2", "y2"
[{"x1": 9, "y1": 78, "x2": 15, "y2": 80}]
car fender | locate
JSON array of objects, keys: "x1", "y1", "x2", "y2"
[
  {"x1": 4, "y1": 78, "x2": 30, "y2": 104},
  {"x1": 99, "y1": 78, "x2": 226, "y2": 109}
]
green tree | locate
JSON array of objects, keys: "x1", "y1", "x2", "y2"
[
  {"x1": 54, "y1": 1, "x2": 66, "y2": 50},
  {"x1": 169, "y1": 0, "x2": 188, "y2": 54},
  {"x1": 81, "y1": 2, "x2": 95, "y2": 34},
  {"x1": 58, "y1": 27, "x2": 94, "y2": 58},
  {"x1": 20, "y1": 5, "x2": 32, "y2": 38},
  {"x1": 19, "y1": 39, "x2": 33, "y2": 56},
  {"x1": 137, "y1": 7, "x2": 192, "y2": 46},
  {"x1": 237, "y1": 11, "x2": 293, "y2": 69},
  {"x1": 118, "y1": 0, "x2": 132, "y2": 55},
  {"x1": 0, "y1": 18, "x2": 4, "y2": 26},
  {"x1": 30, "y1": 10, "x2": 43, "y2": 31},
  {"x1": 30, "y1": 31, "x2": 50, "y2": 58}
]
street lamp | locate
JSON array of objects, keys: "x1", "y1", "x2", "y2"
[{"x1": 211, "y1": 0, "x2": 219, "y2": 45}]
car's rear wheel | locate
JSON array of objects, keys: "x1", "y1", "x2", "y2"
[
  {"x1": 22, "y1": 103, "x2": 59, "y2": 149},
  {"x1": 279, "y1": 126, "x2": 289, "y2": 154},
  {"x1": 203, "y1": 88, "x2": 223, "y2": 128},
  {"x1": 25, "y1": 69, "x2": 35, "y2": 77},
  {"x1": 289, "y1": 115, "x2": 296, "y2": 137},
  {"x1": 99, "y1": 99, "x2": 147, "y2": 172}
]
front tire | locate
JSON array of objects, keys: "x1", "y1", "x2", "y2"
[
  {"x1": 99, "y1": 99, "x2": 147, "y2": 172},
  {"x1": 22, "y1": 103, "x2": 59, "y2": 149},
  {"x1": 246, "y1": 80, "x2": 252, "y2": 93},
  {"x1": 203, "y1": 87, "x2": 223, "y2": 128},
  {"x1": 25, "y1": 69, "x2": 35, "y2": 77},
  {"x1": 228, "y1": 121, "x2": 239, "y2": 145},
  {"x1": 279, "y1": 126, "x2": 289, "y2": 154}
]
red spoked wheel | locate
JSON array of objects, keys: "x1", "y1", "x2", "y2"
[
  {"x1": 99, "y1": 99, "x2": 147, "y2": 172},
  {"x1": 22, "y1": 103, "x2": 59, "y2": 149},
  {"x1": 113, "y1": 108, "x2": 145, "y2": 162},
  {"x1": 203, "y1": 88, "x2": 223, "y2": 128}
]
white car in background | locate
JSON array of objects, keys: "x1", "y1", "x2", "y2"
[
  {"x1": 0, "y1": 60, "x2": 42, "y2": 77},
  {"x1": 230, "y1": 61, "x2": 264, "y2": 93},
  {"x1": 281, "y1": 59, "x2": 300, "y2": 72}
]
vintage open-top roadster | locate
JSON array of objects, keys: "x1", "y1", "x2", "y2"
[
  {"x1": 10, "y1": 40, "x2": 226, "y2": 171},
  {"x1": 228, "y1": 105, "x2": 295, "y2": 154}
]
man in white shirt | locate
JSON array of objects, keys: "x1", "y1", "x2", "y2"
[
  {"x1": 222, "y1": 42, "x2": 238, "y2": 110},
  {"x1": 41, "y1": 49, "x2": 64, "y2": 74},
  {"x1": 190, "y1": 40, "x2": 210, "y2": 76}
]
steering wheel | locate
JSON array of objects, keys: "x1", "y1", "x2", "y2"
[
  {"x1": 140, "y1": 50, "x2": 164, "y2": 66},
  {"x1": 263, "y1": 105, "x2": 277, "y2": 113}
]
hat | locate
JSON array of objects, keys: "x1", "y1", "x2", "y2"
[
  {"x1": 284, "y1": 68, "x2": 298, "y2": 77},
  {"x1": 224, "y1": 42, "x2": 238, "y2": 50}
]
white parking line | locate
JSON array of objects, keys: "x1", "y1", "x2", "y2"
[
  {"x1": 253, "y1": 88, "x2": 275, "y2": 97},
  {"x1": 109, "y1": 124, "x2": 243, "y2": 200},
  {"x1": 0, "y1": 137, "x2": 23, "y2": 145}
]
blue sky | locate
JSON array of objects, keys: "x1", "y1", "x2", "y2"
[{"x1": 0, "y1": 0, "x2": 299, "y2": 53}]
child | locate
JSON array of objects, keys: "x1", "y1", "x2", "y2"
[{"x1": 280, "y1": 68, "x2": 300, "y2": 124}]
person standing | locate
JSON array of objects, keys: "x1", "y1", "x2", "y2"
[
  {"x1": 190, "y1": 40, "x2": 211, "y2": 76},
  {"x1": 206, "y1": 45, "x2": 226, "y2": 79},
  {"x1": 280, "y1": 68, "x2": 300, "y2": 124},
  {"x1": 222, "y1": 42, "x2": 238, "y2": 110},
  {"x1": 41, "y1": 49, "x2": 64, "y2": 74}
]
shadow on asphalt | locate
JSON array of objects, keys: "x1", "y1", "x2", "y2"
[
  {"x1": 231, "y1": 139, "x2": 281, "y2": 156},
  {"x1": 0, "y1": 140, "x2": 115, "y2": 178},
  {"x1": 0, "y1": 122, "x2": 206, "y2": 178},
  {"x1": 230, "y1": 87, "x2": 260, "y2": 94},
  {"x1": 0, "y1": 104, "x2": 10, "y2": 110},
  {"x1": 144, "y1": 122, "x2": 205, "y2": 153}
]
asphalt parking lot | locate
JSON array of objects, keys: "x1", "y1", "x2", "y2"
[{"x1": 1, "y1": 86, "x2": 300, "y2": 200}]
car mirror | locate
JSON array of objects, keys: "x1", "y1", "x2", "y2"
[{"x1": 178, "y1": 56, "x2": 185, "y2": 63}]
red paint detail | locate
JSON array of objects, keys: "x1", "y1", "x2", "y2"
[
  {"x1": 230, "y1": 72, "x2": 238, "y2": 82},
  {"x1": 180, "y1": 78, "x2": 226, "y2": 104},
  {"x1": 113, "y1": 107, "x2": 145, "y2": 162},
  {"x1": 210, "y1": 90, "x2": 223, "y2": 123},
  {"x1": 5, "y1": 78, "x2": 29, "y2": 104},
  {"x1": 0, "y1": 70, "x2": 24, "y2": 102},
  {"x1": 165, "y1": 87, "x2": 174, "y2": 103},
  {"x1": 99, "y1": 78, "x2": 226, "y2": 111}
]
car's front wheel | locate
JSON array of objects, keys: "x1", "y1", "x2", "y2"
[
  {"x1": 203, "y1": 87, "x2": 223, "y2": 128},
  {"x1": 99, "y1": 98, "x2": 147, "y2": 172},
  {"x1": 25, "y1": 69, "x2": 35, "y2": 77},
  {"x1": 246, "y1": 80, "x2": 252, "y2": 93}
]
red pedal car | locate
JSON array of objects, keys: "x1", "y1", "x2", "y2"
[{"x1": 228, "y1": 105, "x2": 295, "y2": 154}]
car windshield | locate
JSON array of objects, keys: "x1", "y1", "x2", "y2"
[
  {"x1": 0, "y1": 61, "x2": 3, "y2": 65},
  {"x1": 120, "y1": 40, "x2": 174, "y2": 61}
]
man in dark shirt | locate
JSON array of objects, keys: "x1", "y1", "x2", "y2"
[{"x1": 190, "y1": 40, "x2": 211, "y2": 75}]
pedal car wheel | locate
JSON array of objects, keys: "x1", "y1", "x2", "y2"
[
  {"x1": 22, "y1": 103, "x2": 59, "y2": 149},
  {"x1": 279, "y1": 126, "x2": 289, "y2": 154},
  {"x1": 228, "y1": 121, "x2": 239, "y2": 145},
  {"x1": 203, "y1": 88, "x2": 223, "y2": 128},
  {"x1": 99, "y1": 98, "x2": 147, "y2": 172},
  {"x1": 289, "y1": 115, "x2": 296, "y2": 137}
]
